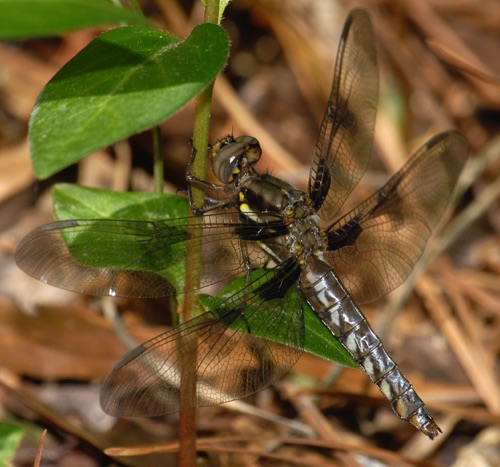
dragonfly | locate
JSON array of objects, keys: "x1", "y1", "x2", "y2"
[{"x1": 15, "y1": 9, "x2": 467, "y2": 439}]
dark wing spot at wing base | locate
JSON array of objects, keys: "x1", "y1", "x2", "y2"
[
  {"x1": 256, "y1": 258, "x2": 301, "y2": 301},
  {"x1": 327, "y1": 217, "x2": 363, "y2": 251},
  {"x1": 235, "y1": 220, "x2": 288, "y2": 241},
  {"x1": 310, "y1": 160, "x2": 331, "y2": 211}
]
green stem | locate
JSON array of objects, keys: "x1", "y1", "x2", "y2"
[
  {"x1": 178, "y1": 1, "x2": 220, "y2": 466},
  {"x1": 127, "y1": 0, "x2": 143, "y2": 15},
  {"x1": 152, "y1": 126, "x2": 164, "y2": 193}
]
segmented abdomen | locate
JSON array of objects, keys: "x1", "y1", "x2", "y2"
[{"x1": 300, "y1": 255, "x2": 441, "y2": 439}]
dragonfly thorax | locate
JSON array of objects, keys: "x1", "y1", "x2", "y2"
[
  {"x1": 237, "y1": 172, "x2": 328, "y2": 264},
  {"x1": 286, "y1": 214, "x2": 327, "y2": 265}
]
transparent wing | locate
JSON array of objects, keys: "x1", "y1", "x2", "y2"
[
  {"x1": 309, "y1": 8, "x2": 378, "y2": 220},
  {"x1": 100, "y1": 261, "x2": 304, "y2": 416},
  {"x1": 15, "y1": 212, "x2": 286, "y2": 298},
  {"x1": 325, "y1": 131, "x2": 468, "y2": 304}
]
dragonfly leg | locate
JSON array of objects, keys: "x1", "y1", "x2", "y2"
[
  {"x1": 186, "y1": 147, "x2": 236, "y2": 214},
  {"x1": 239, "y1": 238, "x2": 253, "y2": 286},
  {"x1": 186, "y1": 174, "x2": 232, "y2": 214}
]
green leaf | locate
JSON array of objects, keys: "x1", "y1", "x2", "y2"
[
  {"x1": 52, "y1": 183, "x2": 188, "y2": 221},
  {"x1": 52, "y1": 184, "x2": 189, "y2": 292},
  {"x1": 199, "y1": 272, "x2": 358, "y2": 368},
  {"x1": 0, "y1": 422, "x2": 25, "y2": 464},
  {"x1": 30, "y1": 23, "x2": 229, "y2": 179},
  {"x1": 0, "y1": 0, "x2": 148, "y2": 39}
]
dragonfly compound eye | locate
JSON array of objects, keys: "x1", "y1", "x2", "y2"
[
  {"x1": 234, "y1": 136, "x2": 262, "y2": 165},
  {"x1": 212, "y1": 135, "x2": 262, "y2": 184}
]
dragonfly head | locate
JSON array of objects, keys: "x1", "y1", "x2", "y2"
[{"x1": 210, "y1": 135, "x2": 262, "y2": 184}]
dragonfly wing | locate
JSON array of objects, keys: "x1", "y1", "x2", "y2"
[
  {"x1": 325, "y1": 131, "x2": 468, "y2": 304},
  {"x1": 15, "y1": 213, "x2": 286, "y2": 298},
  {"x1": 100, "y1": 260, "x2": 304, "y2": 416},
  {"x1": 15, "y1": 218, "x2": 182, "y2": 297},
  {"x1": 309, "y1": 8, "x2": 378, "y2": 220}
]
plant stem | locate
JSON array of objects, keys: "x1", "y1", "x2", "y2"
[
  {"x1": 152, "y1": 125, "x2": 164, "y2": 193},
  {"x1": 127, "y1": 0, "x2": 143, "y2": 15},
  {"x1": 179, "y1": 1, "x2": 220, "y2": 465}
]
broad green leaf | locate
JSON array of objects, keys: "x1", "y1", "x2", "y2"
[
  {"x1": 199, "y1": 272, "x2": 358, "y2": 368},
  {"x1": 0, "y1": 422, "x2": 25, "y2": 464},
  {"x1": 0, "y1": 0, "x2": 148, "y2": 39},
  {"x1": 30, "y1": 23, "x2": 229, "y2": 179},
  {"x1": 53, "y1": 183, "x2": 188, "y2": 220},
  {"x1": 53, "y1": 184, "x2": 189, "y2": 292}
]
